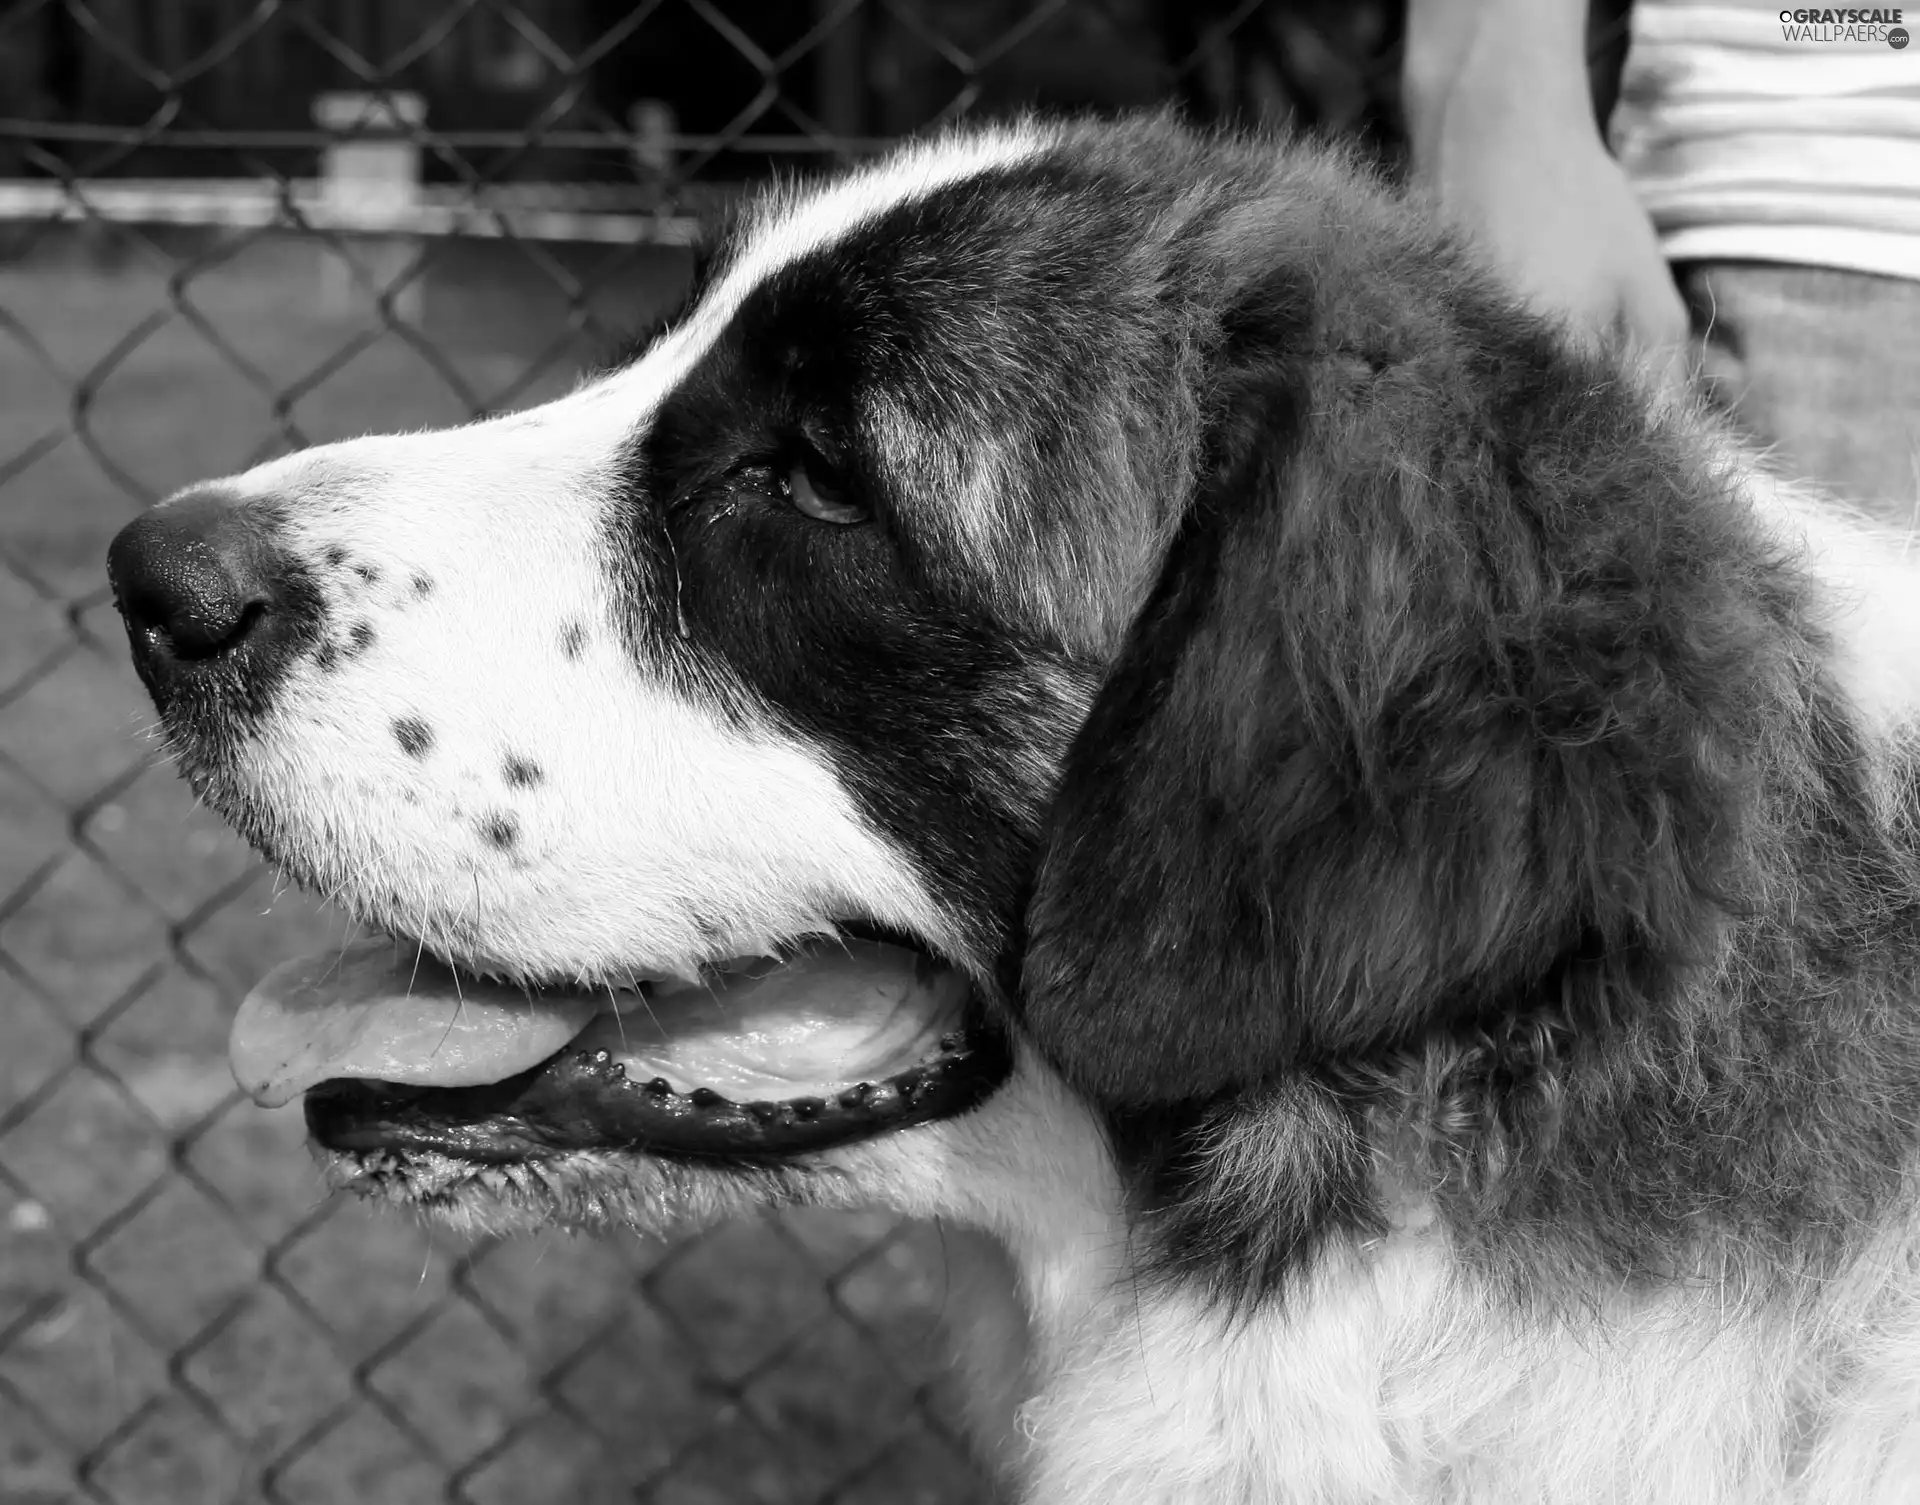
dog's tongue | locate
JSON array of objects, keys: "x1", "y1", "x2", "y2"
[{"x1": 230, "y1": 938, "x2": 601, "y2": 1108}]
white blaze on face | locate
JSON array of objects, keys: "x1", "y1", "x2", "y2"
[{"x1": 192, "y1": 123, "x2": 1055, "y2": 987}]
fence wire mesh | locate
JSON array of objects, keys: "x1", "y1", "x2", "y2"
[{"x1": 0, "y1": 2, "x2": 1618, "y2": 1500}]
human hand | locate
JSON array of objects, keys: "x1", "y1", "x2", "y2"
[{"x1": 1404, "y1": 5, "x2": 1692, "y2": 392}]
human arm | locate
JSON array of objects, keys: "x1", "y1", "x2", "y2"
[{"x1": 1402, "y1": 0, "x2": 1689, "y2": 384}]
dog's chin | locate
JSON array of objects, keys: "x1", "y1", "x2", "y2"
[{"x1": 318, "y1": 1137, "x2": 832, "y2": 1237}]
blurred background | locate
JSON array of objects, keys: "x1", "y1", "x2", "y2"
[{"x1": 0, "y1": 3, "x2": 1620, "y2": 1502}]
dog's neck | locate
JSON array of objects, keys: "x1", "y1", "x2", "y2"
[{"x1": 888, "y1": 1074, "x2": 1451, "y2": 1505}]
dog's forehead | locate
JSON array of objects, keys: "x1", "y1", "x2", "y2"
[
  {"x1": 715, "y1": 123, "x2": 1055, "y2": 309},
  {"x1": 613, "y1": 123, "x2": 1056, "y2": 388},
  {"x1": 575, "y1": 125, "x2": 1081, "y2": 492}
]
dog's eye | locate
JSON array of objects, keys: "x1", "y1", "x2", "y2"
[{"x1": 784, "y1": 459, "x2": 868, "y2": 526}]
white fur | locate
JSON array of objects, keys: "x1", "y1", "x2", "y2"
[
  {"x1": 1737, "y1": 459, "x2": 1920, "y2": 741},
  {"x1": 1001, "y1": 1216, "x2": 1920, "y2": 1505}
]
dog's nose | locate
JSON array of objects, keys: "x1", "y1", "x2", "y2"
[{"x1": 107, "y1": 487, "x2": 308, "y2": 704}]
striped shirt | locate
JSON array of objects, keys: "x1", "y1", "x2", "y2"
[{"x1": 1609, "y1": 0, "x2": 1920, "y2": 279}]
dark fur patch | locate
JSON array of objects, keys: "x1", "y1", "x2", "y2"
[
  {"x1": 502, "y1": 754, "x2": 542, "y2": 788},
  {"x1": 479, "y1": 812, "x2": 518, "y2": 851},
  {"x1": 410, "y1": 572, "x2": 434, "y2": 598},
  {"x1": 393, "y1": 716, "x2": 433, "y2": 759},
  {"x1": 559, "y1": 621, "x2": 587, "y2": 660},
  {"x1": 324, "y1": 545, "x2": 348, "y2": 568},
  {"x1": 347, "y1": 621, "x2": 375, "y2": 657}
]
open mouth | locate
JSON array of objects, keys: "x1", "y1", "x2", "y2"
[{"x1": 229, "y1": 932, "x2": 1011, "y2": 1164}]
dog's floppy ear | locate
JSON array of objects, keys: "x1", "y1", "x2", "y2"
[{"x1": 1017, "y1": 265, "x2": 1791, "y2": 1109}]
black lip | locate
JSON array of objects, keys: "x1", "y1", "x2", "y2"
[{"x1": 305, "y1": 1023, "x2": 1013, "y2": 1163}]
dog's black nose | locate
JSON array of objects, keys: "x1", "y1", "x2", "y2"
[{"x1": 107, "y1": 487, "x2": 309, "y2": 705}]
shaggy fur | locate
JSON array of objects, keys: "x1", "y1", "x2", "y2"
[{"x1": 110, "y1": 115, "x2": 1920, "y2": 1502}]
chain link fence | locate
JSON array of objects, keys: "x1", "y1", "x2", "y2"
[{"x1": 0, "y1": 2, "x2": 1631, "y2": 1500}]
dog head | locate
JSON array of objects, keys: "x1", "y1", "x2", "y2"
[{"x1": 106, "y1": 118, "x2": 1831, "y2": 1280}]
